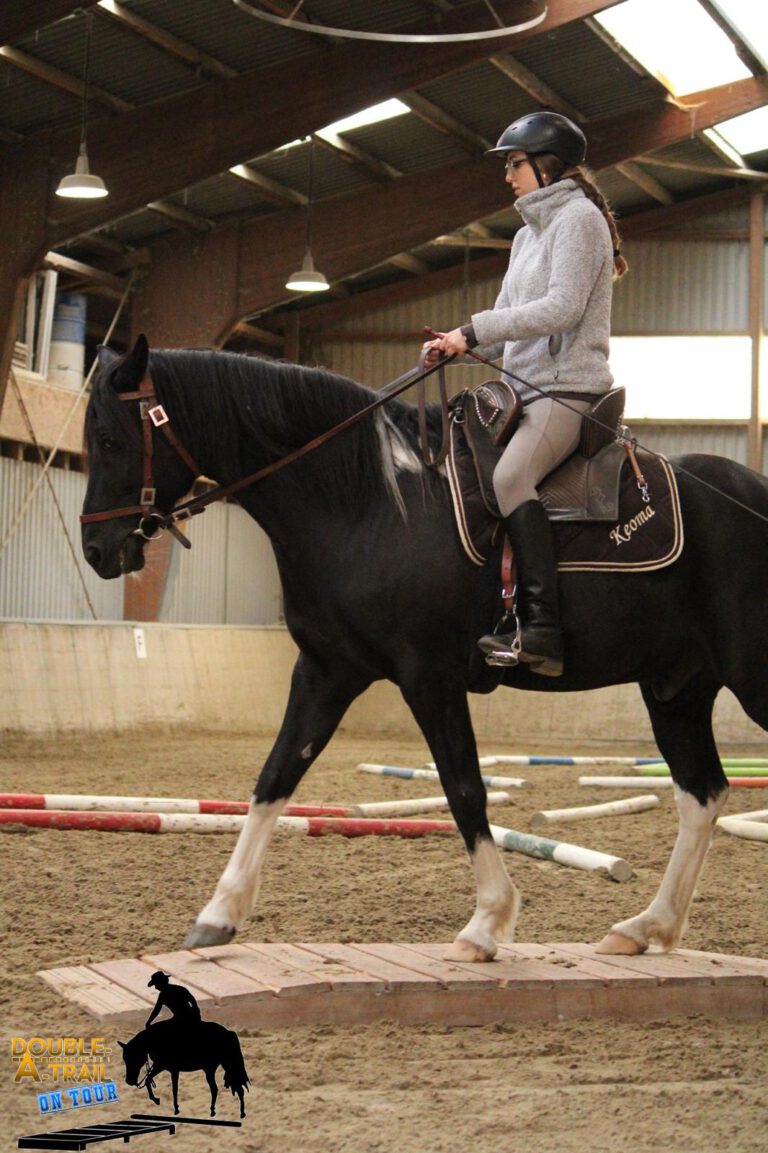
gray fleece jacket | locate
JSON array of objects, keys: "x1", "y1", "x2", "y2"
[{"x1": 471, "y1": 179, "x2": 614, "y2": 403}]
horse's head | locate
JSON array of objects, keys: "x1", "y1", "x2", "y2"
[
  {"x1": 117, "y1": 1036, "x2": 144, "y2": 1087},
  {"x1": 81, "y1": 335, "x2": 197, "y2": 579}
]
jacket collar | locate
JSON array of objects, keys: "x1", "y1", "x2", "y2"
[{"x1": 515, "y1": 178, "x2": 582, "y2": 231}]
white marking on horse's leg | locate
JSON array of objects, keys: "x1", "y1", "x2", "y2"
[
  {"x1": 194, "y1": 799, "x2": 285, "y2": 934},
  {"x1": 596, "y1": 787, "x2": 727, "y2": 954},
  {"x1": 445, "y1": 838, "x2": 520, "y2": 962}
]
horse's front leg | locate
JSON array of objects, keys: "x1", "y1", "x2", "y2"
[
  {"x1": 170, "y1": 1069, "x2": 180, "y2": 1116},
  {"x1": 184, "y1": 654, "x2": 370, "y2": 947},
  {"x1": 401, "y1": 670, "x2": 520, "y2": 962},
  {"x1": 144, "y1": 1066, "x2": 161, "y2": 1106},
  {"x1": 598, "y1": 677, "x2": 729, "y2": 954},
  {"x1": 205, "y1": 1067, "x2": 218, "y2": 1117}
]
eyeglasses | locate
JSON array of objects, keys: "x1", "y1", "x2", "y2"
[{"x1": 505, "y1": 157, "x2": 530, "y2": 172}]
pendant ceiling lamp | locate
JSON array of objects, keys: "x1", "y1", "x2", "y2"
[
  {"x1": 286, "y1": 136, "x2": 329, "y2": 292},
  {"x1": 56, "y1": 12, "x2": 108, "y2": 199}
]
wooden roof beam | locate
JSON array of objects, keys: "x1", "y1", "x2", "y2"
[
  {"x1": 402, "y1": 91, "x2": 492, "y2": 154},
  {"x1": 228, "y1": 164, "x2": 307, "y2": 207},
  {"x1": 130, "y1": 73, "x2": 768, "y2": 348},
  {"x1": 314, "y1": 131, "x2": 402, "y2": 181},
  {"x1": 96, "y1": 1, "x2": 237, "y2": 80},
  {"x1": 0, "y1": 44, "x2": 131, "y2": 111},
  {"x1": 0, "y1": 2, "x2": 99, "y2": 46},
  {"x1": 36, "y1": 0, "x2": 616, "y2": 246}
]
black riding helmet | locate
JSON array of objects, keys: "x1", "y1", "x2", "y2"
[{"x1": 486, "y1": 111, "x2": 587, "y2": 166}]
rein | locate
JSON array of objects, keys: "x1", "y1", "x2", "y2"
[{"x1": 80, "y1": 354, "x2": 454, "y2": 545}]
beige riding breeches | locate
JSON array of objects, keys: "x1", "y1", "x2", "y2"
[{"x1": 492, "y1": 396, "x2": 593, "y2": 517}]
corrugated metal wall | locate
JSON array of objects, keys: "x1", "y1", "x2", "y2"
[
  {"x1": 0, "y1": 457, "x2": 123, "y2": 621},
  {"x1": 0, "y1": 458, "x2": 282, "y2": 625},
  {"x1": 613, "y1": 241, "x2": 751, "y2": 334},
  {"x1": 160, "y1": 501, "x2": 282, "y2": 625}
]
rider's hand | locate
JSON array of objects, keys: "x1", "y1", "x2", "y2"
[{"x1": 422, "y1": 327, "x2": 469, "y2": 365}]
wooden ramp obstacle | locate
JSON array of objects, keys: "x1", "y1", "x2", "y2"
[{"x1": 38, "y1": 942, "x2": 768, "y2": 1030}]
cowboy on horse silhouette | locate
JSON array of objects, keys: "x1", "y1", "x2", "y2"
[
  {"x1": 120, "y1": 975, "x2": 249, "y2": 1118},
  {"x1": 145, "y1": 971, "x2": 202, "y2": 1030}
]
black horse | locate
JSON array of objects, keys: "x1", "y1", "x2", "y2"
[
  {"x1": 119, "y1": 1019, "x2": 249, "y2": 1117},
  {"x1": 82, "y1": 336, "x2": 768, "y2": 962}
]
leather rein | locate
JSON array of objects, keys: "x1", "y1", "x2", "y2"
[{"x1": 80, "y1": 353, "x2": 453, "y2": 547}]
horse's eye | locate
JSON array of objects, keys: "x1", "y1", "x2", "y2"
[{"x1": 99, "y1": 434, "x2": 122, "y2": 453}]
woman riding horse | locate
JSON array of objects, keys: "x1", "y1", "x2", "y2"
[{"x1": 425, "y1": 112, "x2": 628, "y2": 677}]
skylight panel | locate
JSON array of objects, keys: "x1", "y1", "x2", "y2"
[
  {"x1": 713, "y1": 0, "x2": 768, "y2": 69},
  {"x1": 714, "y1": 106, "x2": 768, "y2": 157},
  {"x1": 321, "y1": 99, "x2": 410, "y2": 136},
  {"x1": 595, "y1": 0, "x2": 750, "y2": 95}
]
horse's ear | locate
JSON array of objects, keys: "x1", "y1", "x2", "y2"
[
  {"x1": 97, "y1": 345, "x2": 120, "y2": 371},
  {"x1": 117, "y1": 1040, "x2": 125, "y2": 1049},
  {"x1": 112, "y1": 334, "x2": 149, "y2": 394}
]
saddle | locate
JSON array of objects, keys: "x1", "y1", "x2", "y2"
[{"x1": 446, "y1": 382, "x2": 683, "y2": 573}]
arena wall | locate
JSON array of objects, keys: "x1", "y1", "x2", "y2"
[{"x1": 0, "y1": 621, "x2": 762, "y2": 747}]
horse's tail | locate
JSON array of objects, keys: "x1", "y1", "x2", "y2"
[{"x1": 221, "y1": 1029, "x2": 250, "y2": 1095}]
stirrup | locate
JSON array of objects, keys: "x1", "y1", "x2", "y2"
[{"x1": 478, "y1": 613, "x2": 522, "y2": 668}]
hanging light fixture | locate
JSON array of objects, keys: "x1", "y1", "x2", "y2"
[
  {"x1": 286, "y1": 136, "x2": 329, "y2": 292},
  {"x1": 56, "y1": 12, "x2": 108, "y2": 199}
]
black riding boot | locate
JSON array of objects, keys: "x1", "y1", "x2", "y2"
[{"x1": 477, "y1": 499, "x2": 564, "y2": 677}]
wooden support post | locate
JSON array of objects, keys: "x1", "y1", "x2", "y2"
[
  {"x1": 748, "y1": 191, "x2": 765, "y2": 473},
  {"x1": 122, "y1": 529, "x2": 176, "y2": 622}
]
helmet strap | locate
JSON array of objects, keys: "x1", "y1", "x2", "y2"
[{"x1": 528, "y1": 155, "x2": 546, "y2": 188}]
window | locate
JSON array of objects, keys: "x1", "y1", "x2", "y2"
[{"x1": 609, "y1": 336, "x2": 757, "y2": 420}]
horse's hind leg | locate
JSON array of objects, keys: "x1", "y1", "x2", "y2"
[
  {"x1": 205, "y1": 1067, "x2": 218, "y2": 1117},
  {"x1": 185, "y1": 654, "x2": 370, "y2": 948},
  {"x1": 401, "y1": 672, "x2": 520, "y2": 962},
  {"x1": 597, "y1": 675, "x2": 729, "y2": 955}
]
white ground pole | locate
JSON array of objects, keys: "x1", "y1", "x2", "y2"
[
  {"x1": 530, "y1": 795, "x2": 660, "y2": 829},
  {"x1": 716, "y1": 816, "x2": 768, "y2": 842},
  {"x1": 488, "y1": 824, "x2": 633, "y2": 881},
  {"x1": 357, "y1": 763, "x2": 529, "y2": 788}
]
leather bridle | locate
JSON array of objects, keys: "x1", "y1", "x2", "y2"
[
  {"x1": 80, "y1": 353, "x2": 454, "y2": 549},
  {"x1": 80, "y1": 372, "x2": 201, "y2": 548}
]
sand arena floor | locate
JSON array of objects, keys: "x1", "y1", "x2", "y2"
[{"x1": 1, "y1": 730, "x2": 767, "y2": 1153}]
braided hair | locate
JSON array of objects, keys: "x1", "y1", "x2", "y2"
[{"x1": 536, "y1": 154, "x2": 628, "y2": 280}]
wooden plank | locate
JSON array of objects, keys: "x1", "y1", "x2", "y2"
[
  {"x1": 38, "y1": 943, "x2": 768, "y2": 1027},
  {"x1": 36, "y1": 965, "x2": 149, "y2": 1016},
  {"x1": 297, "y1": 943, "x2": 434, "y2": 991},
  {"x1": 390, "y1": 943, "x2": 508, "y2": 989},
  {"x1": 559, "y1": 942, "x2": 719, "y2": 982},
  {"x1": 497, "y1": 943, "x2": 650, "y2": 986},
  {"x1": 140, "y1": 948, "x2": 273, "y2": 999},
  {"x1": 193, "y1": 942, "x2": 333, "y2": 996},
  {"x1": 678, "y1": 948, "x2": 768, "y2": 980},
  {"x1": 260, "y1": 943, "x2": 387, "y2": 993},
  {"x1": 89, "y1": 957, "x2": 213, "y2": 1008}
]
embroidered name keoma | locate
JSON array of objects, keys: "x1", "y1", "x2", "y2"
[{"x1": 609, "y1": 504, "x2": 655, "y2": 546}]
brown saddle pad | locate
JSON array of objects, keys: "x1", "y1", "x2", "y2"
[{"x1": 445, "y1": 422, "x2": 683, "y2": 573}]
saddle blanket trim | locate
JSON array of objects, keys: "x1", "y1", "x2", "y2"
[
  {"x1": 446, "y1": 424, "x2": 684, "y2": 574},
  {"x1": 557, "y1": 455, "x2": 684, "y2": 573},
  {"x1": 446, "y1": 432, "x2": 487, "y2": 566}
]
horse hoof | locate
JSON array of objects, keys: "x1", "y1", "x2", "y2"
[
  {"x1": 444, "y1": 937, "x2": 495, "y2": 963},
  {"x1": 183, "y1": 921, "x2": 236, "y2": 948},
  {"x1": 595, "y1": 931, "x2": 644, "y2": 955}
]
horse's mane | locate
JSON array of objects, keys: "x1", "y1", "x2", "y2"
[
  {"x1": 88, "y1": 347, "x2": 446, "y2": 516},
  {"x1": 160, "y1": 350, "x2": 448, "y2": 514}
]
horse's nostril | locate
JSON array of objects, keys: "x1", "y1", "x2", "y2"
[{"x1": 84, "y1": 543, "x2": 101, "y2": 569}]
